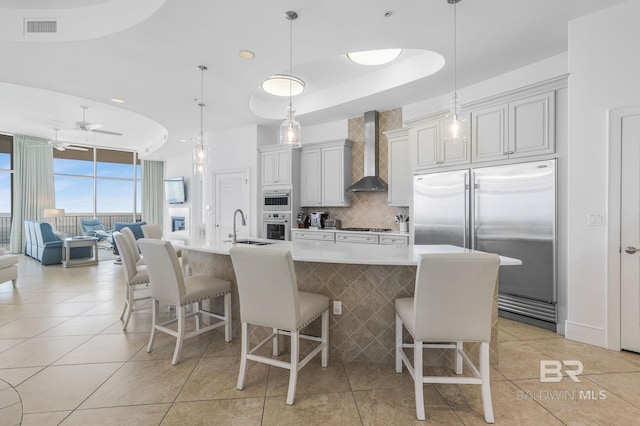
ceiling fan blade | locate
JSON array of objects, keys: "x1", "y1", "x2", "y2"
[
  {"x1": 86, "y1": 123, "x2": 102, "y2": 131},
  {"x1": 65, "y1": 146, "x2": 89, "y2": 151},
  {"x1": 91, "y1": 128, "x2": 123, "y2": 136}
]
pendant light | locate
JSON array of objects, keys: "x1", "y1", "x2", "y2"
[
  {"x1": 279, "y1": 10, "x2": 301, "y2": 147},
  {"x1": 193, "y1": 64, "x2": 209, "y2": 176},
  {"x1": 444, "y1": 0, "x2": 467, "y2": 143}
]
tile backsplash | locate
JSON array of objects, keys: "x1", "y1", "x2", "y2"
[{"x1": 303, "y1": 108, "x2": 409, "y2": 230}]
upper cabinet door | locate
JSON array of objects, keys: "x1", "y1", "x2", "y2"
[
  {"x1": 276, "y1": 149, "x2": 292, "y2": 184},
  {"x1": 441, "y1": 112, "x2": 471, "y2": 166},
  {"x1": 261, "y1": 151, "x2": 277, "y2": 185},
  {"x1": 472, "y1": 104, "x2": 509, "y2": 162},
  {"x1": 321, "y1": 145, "x2": 346, "y2": 206},
  {"x1": 509, "y1": 91, "x2": 555, "y2": 158},
  {"x1": 261, "y1": 148, "x2": 292, "y2": 185},
  {"x1": 412, "y1": 120, "x2": 440, "y2": 169},
  {"x1": 300, "y1": 148, "x2": 322, "y2": 206},
  {"x1": 387, "y1": 129, "x2": 411, "y2": 207}
]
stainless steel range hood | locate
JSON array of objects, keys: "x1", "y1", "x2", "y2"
[{"x1": 347, "y1": 110, "x2": 388, "y2": 192}]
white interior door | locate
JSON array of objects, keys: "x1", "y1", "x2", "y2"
[
  {"x1": 621, "y1": 111, "x2": 640, "y2": 353},
  {"x1": 213, "y1": 170, "x2": 249, "y2": 244}
]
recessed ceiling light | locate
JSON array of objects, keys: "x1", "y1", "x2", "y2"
[
  {"x1": 261, "y1": 74, "x2": 305, "y2": 97},
  {"x1": 111, "y1": 98, "x2": 126, "y2": 104},
  {"x1": 239, "y1": 50, "x2": 255, "y2": 59},
  {"x1": 346, "y1": 48, "x2": 403, "y2": 66}
]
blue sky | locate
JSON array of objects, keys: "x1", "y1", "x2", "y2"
[{"x1": 53, "y1": 159, "x2": 141, "y2": 214}]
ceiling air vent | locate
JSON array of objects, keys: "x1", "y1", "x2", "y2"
[{"x1": 24, "y1": 19, "x2": 58, "y2": 34}]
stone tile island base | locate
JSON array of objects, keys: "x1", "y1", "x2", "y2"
[{"x1": 182, "y1": 249, "x2": 498, "y2": 366}]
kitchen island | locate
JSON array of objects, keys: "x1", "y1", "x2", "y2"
[{"x1": 180, "y1": 240, "x2": 520, "y2": 365}]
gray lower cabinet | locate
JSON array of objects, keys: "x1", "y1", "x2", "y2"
[
  {"x1": 335, "y1": 232, "x2": 379, "y2": 244},
  {"x1": 293, "y1": 230, "x2": 408, "y2": 246},
  {"x1": 291, "y1": 230, "x2": 335, "y2": 242},
  {"x1": 379, "y1": 235, "x2": 409, "y2": 245}
]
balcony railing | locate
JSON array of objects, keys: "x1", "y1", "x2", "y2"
[{"x1": 0, "y1": 213, "x2": 142, "y2": 251}]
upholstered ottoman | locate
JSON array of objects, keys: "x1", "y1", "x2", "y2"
[{"x1": 0, "y1": 249, "x2": 18, "y2": 287}]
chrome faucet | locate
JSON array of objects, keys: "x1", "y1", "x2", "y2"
[{"x1": 229, "y1": 209, "x2": 246, "y2": 244}]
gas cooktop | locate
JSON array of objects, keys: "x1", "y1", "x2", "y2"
[{"x1": 340, "y1": 227, "x2": 393, "y2": 232}]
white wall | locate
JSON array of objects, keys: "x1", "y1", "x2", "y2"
[
  {"x1": 164, "y1": 125, "x2": 260, "y2": 243},
  {"x1": 163, "y1": 149, "x2": 192, "y2": 238},
  {"x1": 206, "y1": 124, "x2": 259, "y2": 240},
  {"x1": 566, "y1": 0, "x2": 640, "y2": 347},
  {"x1": 301, "y1": 119, "x2": 348, "y2": 144}
]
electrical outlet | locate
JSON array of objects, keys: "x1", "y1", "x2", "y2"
[{"x1": 333, "y1": 300, "x2": 342, "y2": 315}]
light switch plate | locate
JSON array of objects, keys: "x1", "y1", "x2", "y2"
[
  {"x1": 333, "y1": 301, "x2": 342, "y2": 315},
  {"x1": 587, "y1": 214, "x2": 606, "y2": 226}
]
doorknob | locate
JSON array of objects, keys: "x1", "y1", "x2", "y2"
[{"x1": 625, "y1": 246, "x2": 638, "y2": 254}]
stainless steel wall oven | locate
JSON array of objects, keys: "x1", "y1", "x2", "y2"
[{"x1": 263, "y1": 212, "x2": 291, "y2": 241}]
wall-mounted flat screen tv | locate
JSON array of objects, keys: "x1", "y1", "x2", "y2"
[{"x1": 164, "y1": 177, "x2": 186, "y2": 204}]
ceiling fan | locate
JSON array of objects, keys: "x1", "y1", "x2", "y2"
[
  {"x1": 74, "y1": 105, "x2": 123, "y2": 136},
  {"x1": 48, "y1": 129, "x2": 88, "y2": 151}
]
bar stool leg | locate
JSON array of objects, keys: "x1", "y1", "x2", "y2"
[
  {"x1": 480, "y1": 342, "x2": 495, "y2": 423},
  {"x1": 286, "y1": 331, "x2": 299, "y2": 405},
  {"x1": 172, "y1": 306, "x2": 185, "y2": 365},
  {"x1": 414, "y1": 340, "x2": 425, "y2": 421},
  {"x1": 237, "y1": 322, "x2": 249, "y2": 390},
  {"x1": 147, "y1": 299, "x2": 159, "y2": 353},
  {"x1": 321, "y1": 310, "x2": 329, "y2": 367},
  {"x1": 395, "y1": 313, "x2": 403, "y2": 373}
]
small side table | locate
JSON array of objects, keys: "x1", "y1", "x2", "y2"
[{"x1": 62, "y1": 237, "x2": 99, "y2": 267}]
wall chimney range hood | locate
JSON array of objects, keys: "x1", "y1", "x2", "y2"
[{"x1": 347, "y1": 110, "x2": 388, "y2": 192}]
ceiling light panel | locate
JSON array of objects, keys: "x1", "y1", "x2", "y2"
[
  {"x1": 261, "y1": 74, "x2": 305, "y2": 97},
  {"x1": 347, "y1": 48, "x2": 403, "y2": 66}
]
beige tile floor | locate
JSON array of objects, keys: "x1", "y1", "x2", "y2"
[{"x1": 1, "y1": 255, "x2": 640, "y2": 425}]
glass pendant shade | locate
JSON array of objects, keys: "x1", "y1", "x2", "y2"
[
  {"x1": 279, "y1": 105, "x2": 301, "y2": 147},
  {"x1": 444, "y1": 94, "x2": 467, "y2": 143},
  {"x1": 192, "y1": 142, "x2": 208, "y2": 176}
]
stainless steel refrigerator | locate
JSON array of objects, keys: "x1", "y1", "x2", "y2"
[{"x1": 413, "y1": 160, "x2": 557, "y2": 330}]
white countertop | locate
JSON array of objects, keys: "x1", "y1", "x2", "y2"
[{"x1": 179, "y1": 239, "x2": 521, "y2": 267}]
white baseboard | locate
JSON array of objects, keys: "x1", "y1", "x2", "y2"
[{"x1": 564, "y1": 320, "x2": 607, "y2": 348}]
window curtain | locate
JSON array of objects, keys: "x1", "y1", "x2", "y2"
[
  {"x1": 9, "y1": 135, "x2": 55, "y2": 253},
  {"x1": 141, "y1": 160, "x2": 164, "y2": 226}
]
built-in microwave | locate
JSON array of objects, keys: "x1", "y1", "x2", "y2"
[{"x1": 262, "y1": 189, "x2": 290, "y2": 211}]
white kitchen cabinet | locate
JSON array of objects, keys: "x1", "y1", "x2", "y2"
[
  {"x1": 300, "y1": 148, "x2": 321, "y2": 206},
  {"x1": 379, "y1": 234, "x2": 409, "y2": 245},
  {"x1": 292, "y1": 229, "x2": 335, "y2": 242},
  {"x1": 409, "y1": 115, "x2": 471, "y2": 172},
  {"x1": 386, "y1": 128, "x2": 411, "y2": 206},
  {"x1": 293, "y1": 229, "x2": 409, "y2": 246},
  {"x1": 471, "y1": 91, "x2": 555, "y2": 162},
  {"x1": 335, "y1": 232, "x2": 379, "y2": 244},
  {"x1": 260, "y1": 146, "x2": 293, "y2": 185},
  {"x1": 300, "y1": 139, "x2": 353, "y2": 207}
]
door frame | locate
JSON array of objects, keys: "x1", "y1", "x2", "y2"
[{"x1": 607, "y1": 105, "x2": 640, "y2": 350}]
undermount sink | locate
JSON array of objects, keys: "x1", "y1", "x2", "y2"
[{"x1": 235, "y1": 240, "x2": 273, "y2": 246}]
